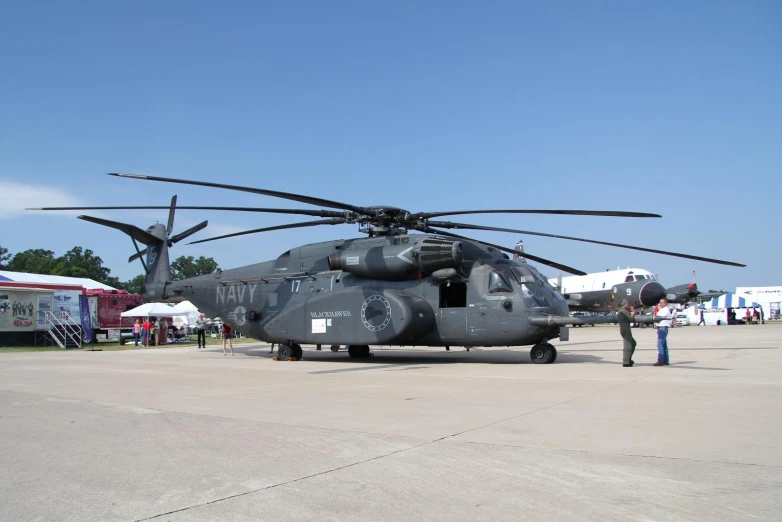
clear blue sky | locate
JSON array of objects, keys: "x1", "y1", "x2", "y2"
[{"x1": 1, "y1": 1, "x2": 779, "y2": 290}]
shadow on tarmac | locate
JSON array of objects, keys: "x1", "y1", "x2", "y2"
[
  {"x1": 240, "y1": 346, "x2": 609, "y2": 366},
  {"x1": 235, "y1": 345, "x2": 738, "y2": 371}
]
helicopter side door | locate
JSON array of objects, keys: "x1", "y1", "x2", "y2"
[
  {"x1": 465, "y1": 267, "x2": 493, "y2": 342},
  {"x1": 436, "y1": 280, "x2": 468, "y2": 341}
]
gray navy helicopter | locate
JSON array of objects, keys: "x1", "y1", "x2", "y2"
[{"x1": 32, "y1": 173, "x2": 745, "y2": 363}]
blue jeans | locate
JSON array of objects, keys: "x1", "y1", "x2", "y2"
[
  {"x1": 657, "y1": 327, "x2": 670, "y2": 363},
  {"x1": 142, "y1": 330, "x2": 149, "y2": 345},
  {"x1": 133, "y1": 332, "x2": 140, "y2": 346}
]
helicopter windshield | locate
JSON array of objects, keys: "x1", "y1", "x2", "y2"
[
  {"x1": 509, "y1": 265, "x2": 551, "y2": 306},
  {"x1": 488, "y1": 270, "x2": 513, "y2": 293},
  {"x1": 510, "y1": 266, "x2": 545, "y2": 284}
]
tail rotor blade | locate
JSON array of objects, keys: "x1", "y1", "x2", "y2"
[
  {"x1": 77, "y1": 215, "x2": 161, "y2": 246},
  {"x1": 167, "y1": 195, "x2": 177, "y2": 236},
  {"x1": 169, "y1": 220, "x2": 208, "y2": 244},
  {"x1": 128, "y1": 219, "x2": 207, "y2": 262},
  {"x1": 129, "y1": 248, "x2": 148, "y2": 263}
]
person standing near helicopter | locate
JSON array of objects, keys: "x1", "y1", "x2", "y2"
[
  {"x1": 654, "y1": 298, "x2": 675, "y2": 366},
  {"x1": 195, "y1": 313, "x2": 208, "y2": 348},
  {"x1": 617, "y1": 299, "x2": 637, "y2": 367},
  {"x1": 221, "y1": 322, "x2": 234, "y2": 355}
]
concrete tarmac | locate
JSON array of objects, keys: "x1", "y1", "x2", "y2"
[{"x1": 1, "y1": 325, "x2": 780, "y2": 521}]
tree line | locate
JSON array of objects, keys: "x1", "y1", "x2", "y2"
[{"x1": 0, "y1": 244, "x2": 217, "y2": 294}]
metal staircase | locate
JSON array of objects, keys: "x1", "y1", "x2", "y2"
[{"x1": 45, "y1": 311, "x2": 83, "y2": 349}]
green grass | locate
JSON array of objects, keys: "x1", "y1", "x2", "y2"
[{"x1": 0, "y1": 335, "x2": 261, "y2": 352}]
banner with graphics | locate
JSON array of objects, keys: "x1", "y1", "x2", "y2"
[
  {"x1": 79, "y1": 295, "x2": 93, "y2": 342},
  {"x1": 0, "y1": 290, "x2": 38, "y2": 331},
  {"x1": 53, "y1": 290, "x2": 83, "y2": 324},
  {"x1": 37, "y1": 294, "x2": 53, "y2": 330}
]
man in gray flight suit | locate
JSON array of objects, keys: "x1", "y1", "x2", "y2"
[{"x1": 617, "y1": 299, "x2": 637, "y2": 367}]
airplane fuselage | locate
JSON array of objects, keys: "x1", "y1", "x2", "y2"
[{"x1": 548, "y1": 268, "x2": 667, "y2": 312}]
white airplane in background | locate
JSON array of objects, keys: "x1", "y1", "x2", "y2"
[
  {"x1": 512, "y1": 242, "x2": 723, "y2": 312},
  {"x1": 511, "y1": 241, "x2": 666, "y2": 311},
  {"x1": 547, "y1": 267, "x2": 667, "y2": 312}
]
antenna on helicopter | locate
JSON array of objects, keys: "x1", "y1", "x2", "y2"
[{"x1": 513, "y1": 240, "x2": 528, "y2": 263}]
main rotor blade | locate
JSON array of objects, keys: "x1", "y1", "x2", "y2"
[
  {"x1": 108, "y1": 173, "x2": 376, "y2": 216},
  {"x1": 26, "y1": 205, "x2": 345, "y2": 218},
  {"x1": 417, "y1": 209, "x2": 661, "y2": 219},
  {"x1": 428, "y1": 221, "x2": 746, "y2": 267},
  {"x1": 418, "y1": 226, "x2": 587, "y2": 275},
  {"x1": 188, "y1": 218, "x2": 346, "y2": 245}
]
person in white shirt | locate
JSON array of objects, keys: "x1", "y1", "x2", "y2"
[
  {"x1": 654, "y1": 298, "x2": 675, "y2": 366},
  {"x1": 195, "y1": 313, "x2": 208, "y2": 349}
]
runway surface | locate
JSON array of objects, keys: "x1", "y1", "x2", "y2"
[{"x1": 1, "y1": 325, "x2": 780, "y2": 521}]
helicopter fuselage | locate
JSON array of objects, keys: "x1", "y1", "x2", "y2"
[{"x1": 152, "y1": 234, "x2": 569, "y2": 348}]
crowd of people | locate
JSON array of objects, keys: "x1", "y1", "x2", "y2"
[
  {"x1": 130, "y1": 313, "x2": 237, "y2": 355},
  {"x1": 131, "y1": 317, "x2": 186, "y2": 347}
]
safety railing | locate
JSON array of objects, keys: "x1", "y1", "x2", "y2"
[{"x1": 45, "y1": 311, "x2": 83, "y2": 349}]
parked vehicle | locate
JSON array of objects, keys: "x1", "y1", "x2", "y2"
[
  {"x1": 85, "y1": 289, "x2": 144, "y2": 342},
  {"x1": 675, "y1": 313, "x2": 690, "y2": 326}
]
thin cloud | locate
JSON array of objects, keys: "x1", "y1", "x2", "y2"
[{"x1": 0, "y1": 181, "x2": 89, "y2": 219}]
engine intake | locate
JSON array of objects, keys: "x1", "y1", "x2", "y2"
[{"x1": 328, "y1": 238, "x2": 463, "y2": 280}]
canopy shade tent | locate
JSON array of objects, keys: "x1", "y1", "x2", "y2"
[
  {"x1": 703, "y1": 292, "x2": 761, "y2": 309},
  {"x1": 172, "y1": 301, "x2": 200, "y2": 328},
  {"x1": 121, "y1": 302, "x2": 191, "y2": 318}
]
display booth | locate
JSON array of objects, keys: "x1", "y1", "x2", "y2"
[{"x1": 120, "y1": 303, "x2": 191, "y2": 345}]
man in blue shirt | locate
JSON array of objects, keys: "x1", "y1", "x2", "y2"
[{"x1": 654, "y1": 298, "x2": 675, "y2": 366}]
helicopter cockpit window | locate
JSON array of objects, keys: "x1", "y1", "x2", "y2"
[
  {"x1": 510, "y1": 266, "x2": 544, "y2": 284},
  {"x1": 488, "y1": 270, "x2": 513, "y2": 293}
]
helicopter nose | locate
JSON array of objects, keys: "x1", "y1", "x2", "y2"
[{"x1": 639, "y1": 282, "x2": 667, "y2": 307}]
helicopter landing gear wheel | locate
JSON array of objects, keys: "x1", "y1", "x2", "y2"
[
  {"x1": 348, "y1": 345, "x2": 370, "y2": 358},
  {"x1": 330, "y1": 345, "x2": 340, "y2": 352},
  {"x1": 530, "y1": 343, "x2": 556, "y2": 364},
  {"x1": 277, "y1": 343, "x2": 303, "y2": 361}
]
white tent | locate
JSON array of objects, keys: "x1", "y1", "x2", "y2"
[
  {"x1": 0, "y1": 269, "x2": 117, "y2": 290},
  {"x1": 121, "y1": 302, "x2": 191, "y2": 318},
  {"x1": 172, "y1": 301, "x2": 200, "y2": 328},
  {"x1": 702, "y1": 292, "x2": 761, "y2": 310}
]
